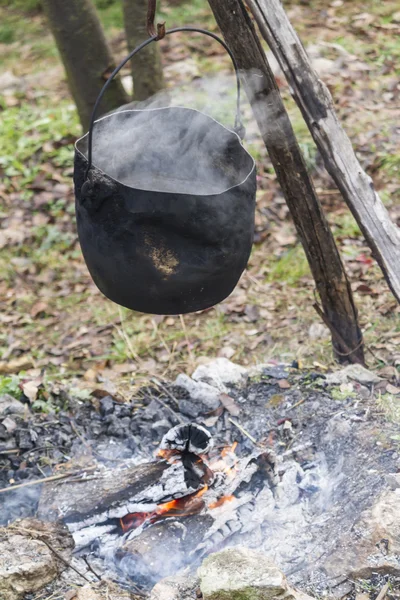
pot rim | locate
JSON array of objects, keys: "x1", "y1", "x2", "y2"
[{"x1": 75, "y1": 106, "x2": 256, "y2": 197}]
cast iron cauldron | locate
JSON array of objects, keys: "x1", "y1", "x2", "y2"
[{"x1": 74, "y1": 27, "x2": 256, "y2": 315}]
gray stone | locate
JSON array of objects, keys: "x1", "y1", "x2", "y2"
[
  {"x1": 0, "y1": 518, "x2": 74, "y2": 600},
  {"x1": 324, "y1": 482, "x2": 400, "y2": 581},
  {"x1": 0, "y1": 394, "x2": 25, "y2": 416},
  {"x1": 192, "y1": 358, "x2": 248, "y2": 389},
  {"x1": 198, "y1": 547, "x2": 315, "y2": 600},
  {"x1": 175, "y1": 374, "x2": 220, "y2": 410},
  {"x1": 150, "y1": 574, "x2": 199, "y2": 600},
  {"x1": 74, "y1": 582, "x2": 132, "y2": 600},
  {"x1": 325, "y1": 365, "x2": 381, "y2": 385}
]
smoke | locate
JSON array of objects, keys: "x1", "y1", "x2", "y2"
[
  {"x1": 76, "y1": 73, "x2": 255, "y2": 196},
  {"x1": 0, "y1": 486, "x2": 42, "y2": 526}
]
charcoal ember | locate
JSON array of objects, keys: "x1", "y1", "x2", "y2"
[
  {"x1": 160, "y1": 424, "x2": 213, "y2": 455},
  {"x1": 139, "y1": 399, "x2": 172, "y2": 424},
  {"x1": 15, "y1": 429, "x2": 35, "y2": 450},
  {"x1": 99, "y1": 396, "x2": 114, "y2": 416},
  {"x1": 114, "y1": 404, "x2": 132, "y2": 418},
  {"x1": 0, "y1": 423, "x2": 9, "y2": 440},
  {"x1": 107, "y1": 416, "x2": 131, "y2": 438},
  {"x1": 151, "y1": 419, "x2": 172, "y2": 438},
  {"x1": 15, "y1": 468, "x2": 30, "y2": 481},
  {"x1": 89, "y1": 418, "x2": 103, "y2": 438},
  {"x1": 54, "y1": 430, "x2": 73, "y2": 447},
  {"x1": 178, "y1": 399, "x2": 207, "y2": 419}
]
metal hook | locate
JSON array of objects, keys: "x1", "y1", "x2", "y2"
[{"x1": 147, "y1": 0, "x2": 166, "y2": 40}]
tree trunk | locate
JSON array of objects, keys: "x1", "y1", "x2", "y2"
[
  {"x1": 42, "y1": 0, "x2": 129, "y2": 130},
  {"x1": 246, "y1": 0, "x2": 400, "y2": 304},
  {"x1": 123, "y1": 0, "x2": 165, "y2": 101},
  {"x1": 207, "y1": 0, "x2": 364, "y2": 364}
]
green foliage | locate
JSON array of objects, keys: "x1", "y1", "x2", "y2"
[
  {"x1": 0, "y1": 0, "x2": 42, "y2": 11},
  {"x1": 0, "y1": 99, "x2": 80, "y2": 187},
  {"x1": 0, "y1": 22, "x2": 14, "y2": 42},
  {"x1": 0, "y1": 375, "x2": 22, "y2": 399}
]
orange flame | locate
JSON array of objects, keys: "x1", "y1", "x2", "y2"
[
  {"x1": 210, "y1": 441, "x2": 238, "y2": 478},
  {"x1": 208, "y1": 495, "x2": 235, "y2": 510},
  {"x1": 120, "y1": 486, "x2": 208, "y2": 534}
]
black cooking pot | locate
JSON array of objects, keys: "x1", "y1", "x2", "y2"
[{"x1": 74, "y1": 27, "x2": 256, "y2": 315}]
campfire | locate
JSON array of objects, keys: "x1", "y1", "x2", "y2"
[{"x1": 1, "y1": 359, "x2": 400, "y2": 599}]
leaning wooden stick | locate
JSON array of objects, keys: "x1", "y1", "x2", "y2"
[
  {"x1": 246, "y1": 0, "x2": 400, "y2": 303},
  {"x1": 207, "y1": 0, "x2": 364, "y2": 364}
]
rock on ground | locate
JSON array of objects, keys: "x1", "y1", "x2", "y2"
[
  {"x1": 198, "y1": 546, "x2": 315, "y2": 600},
  {"x1": 0, "y1": 394, "x2": 25, "y2": 417},
  {"x1": 192, "y1": 358, "x2": 248, "y2": 389},
  {"x1": 72, "y1": 581, "x2": 134, "y2": 600},
  {"x1": 324, "y1": 477, "x2": 400, "y2": 582},
  {"x1": 325, "y1": 364, "x2": 381, "y2": 385},
  {"x1": 150, "y1": 574, "x2": 199, "y2": 600},
  {"x1": 0, "y1": 518, "x2": 74, "y2": 600}
]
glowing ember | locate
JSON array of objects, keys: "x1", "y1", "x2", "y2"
[
  {"x1": 208, "y1": 495, "x2": 235, "y2": 510},
  {"x1": 120, "y1": 487, "x2": 208, "y2": 533},
  {"x1": 120, "y1": 441, "x2": 240, "y2": 534},
  {"x1": 210, "y1": 441, "x2": 239, "y2": 478}
]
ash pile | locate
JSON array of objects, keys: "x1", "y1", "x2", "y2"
[{"x1": 1, "y1": 359, "x2": 400, "y2": 600}]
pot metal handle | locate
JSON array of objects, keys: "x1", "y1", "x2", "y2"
[{"x1": 85, "y1": 26, "x2": 245, "y2": 178}]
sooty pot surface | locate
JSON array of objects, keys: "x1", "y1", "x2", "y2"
[{"x1": 74, "y1": 107, "x2": 256, "y2": 315}]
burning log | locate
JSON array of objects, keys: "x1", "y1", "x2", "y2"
[{"x1": 37, "y1": 422, "x2": 277, "y2": 585}]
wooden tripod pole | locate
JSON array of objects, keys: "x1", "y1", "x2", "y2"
[{"x1": 207, "y1": 0, "x2": 364, "y2": 364}]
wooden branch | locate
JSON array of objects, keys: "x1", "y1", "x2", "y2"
[
  {"x1": 207, "y1": 0, "x2": 364, "y2": 364},
  {"x1": 246, "y1": 0, "x2": 400, "y2": 303}
]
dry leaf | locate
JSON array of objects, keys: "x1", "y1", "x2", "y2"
[
  {"x1": 22, "y1": 381, "x2": 39, "y2": 402},
  {"x1": 0, "y1": 356, "x2": 34, "y2": 374},
  {"x1": 278, "y1": 379, "x2": 291, "y2": 389},
  {"x1": 219, "y1": 393, "x2": 240, "y2": 417},
  {"x1": 30, "y1": 301, "x2": 48, "y2": 318},
  {"x1": 386, "y1": 383, "x2": 400, "y2": 395}
]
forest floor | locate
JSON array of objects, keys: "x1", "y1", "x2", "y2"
[{"x1": 0, "y1": 0, "x2": 400, "y2": 408}]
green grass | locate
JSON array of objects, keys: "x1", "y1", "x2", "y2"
[
  {"x1": 332, "y1": 213, "x2": 362, "y2": 239},
  {"x1": 267, "y1": 245, "x2": 310, "y2": 286},
  {"x1": 96, "y1": 0, "x2": 213, "y2": 33},
  {"x1": 0, "y1": 98, "x2": 80, "y2": 189}
]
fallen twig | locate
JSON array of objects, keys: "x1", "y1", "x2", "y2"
[
  {"x1": 0, "y1": 448, "x2": 20, "y2": 455},
  {"x1": 375, "y1": 583, "x2": 390, "y2": 600},
  {"x1": 41, "y1": 538, "x2": 92, "y2": 583},
  {"x1": 228, "y1": 417, "x2": 258, "y2": 445},
  {"x1": 152, "y1": 378, "x2": 180, "y2": 408},
  {"x1": 287, "y1": 398, "x2": 305, "y2": 412},
  {"x1": 0, "y1": 467, "x2": 97, "y2": 494},
  {"x1": 82, "y1": 555, "x2": 102, "y2": 581}
]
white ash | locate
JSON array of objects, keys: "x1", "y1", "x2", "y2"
[{"x1": 160, "y1": 423, "x2": 213, "y2": 455}]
